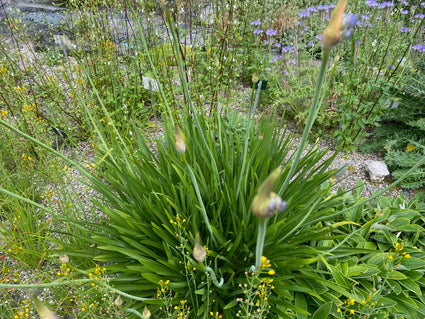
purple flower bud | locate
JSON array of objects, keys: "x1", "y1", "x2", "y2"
[
  {"x1": 400, "y1": 27, "x2": 411, "y2": 32},
  {"x1": 317, "y1": 5, "x2": 329, "y2": 10},
  {"x1": 340, "y1": 13, "x2": 358, "y2": 42},
  {"x1": 269, "y1": 55, "x2": 279, "y2": 63},
  {"x1": 266, "y1": 28, "x2": 277, "y2": 36},
  {"x1": 365, "y1": 0, "x2": 378, "y2": 7},
  {"x1": 299, "y1": 11, "x2": 310, "y2": 18}
]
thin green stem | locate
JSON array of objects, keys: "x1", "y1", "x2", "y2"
[
  {"x1": 205, "y1": 266, "x2": 224, "y2": 288},
  {"x1": 255, "y1": 218, "x2": 269, "y2": 270},
  {"x1": 279, "y1": 49, "x2": 331, "y2": 195}
]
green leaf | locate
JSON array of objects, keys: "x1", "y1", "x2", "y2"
[
  {"x1": 311, "y1": 301, "x2": 332, "y2": 319},
  {"x1": 401, "y1": 257, "x2": 425, "y2": 270},
  {"x1": 347, "y1": 264, "x2": 380, "y2": 278},
  {"x1": 223, "y1": 299, "x2": 238, "y2": 310},
  {"x1": 386, "y1": 270, "x2": 407, "y2": 280},
  {"x1": 399, "y1": 278, "x2": 422, "y2": 295},
  {"x1": 294, "y1": 293, "x2": 308, "y2": 319}
]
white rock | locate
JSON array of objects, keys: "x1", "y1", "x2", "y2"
[{"x1": 365, "y1": 160, "x2": 390, "y2": 183}]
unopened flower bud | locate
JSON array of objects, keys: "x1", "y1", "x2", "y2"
[
  {"x1": 174, "y1": 126, "x2": 186, "y2": 153},
  {"x1": 32, "y1": 296, "x2": 59, "y2": 319},
  {"x1": 59, "y1": 254, "x2": 69, "y2": 264},
  {"x1": 193, "y1": 233, "x2": 206, "y2": 263},
  {"x1": 114, "y1": 295, "x2": 123, "y2": 307},
  {"x1": 143, "y1": 306, "x2": 151, "y2": 318},
  {"x1": 322, "y1": 0, "x2": 347, "y2": 49},
  {"x1": 252, "y1": 168, "x2": 286, "y2": 218},
  {"x1": 340, "y1": 13, "x2": 358, "y2": 42},
  {"x1": 252, "y1": 73, "x2": 259, "y2": 84}
]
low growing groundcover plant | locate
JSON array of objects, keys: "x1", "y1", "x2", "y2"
[{"x1": 1, "y1": 0, "x2": 425, "y2": 318}]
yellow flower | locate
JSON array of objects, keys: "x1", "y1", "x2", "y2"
[
  {"x1": 406, "y1": 144, "x2": 416, "y2": 152},
  {"x1": 350, "y1": 309, "x2": 355, "y2": 315},
  {"x1": 268, "y1": 270, "x2": 276, "y2": 275},
  {"x1": 261, "y1": 256, "x2": 271, "y2": 269}
]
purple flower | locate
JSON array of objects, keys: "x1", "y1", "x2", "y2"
[
  {"x1": 307, "y1": 6, "x2": 317, "y2": 12},
  {"x1": 273, "y1": 42, "x2": 281, "y2": 48},
  {"x1": 414, "y1": 14, "x2": 425, "y2": 19},
  {"x1": 400, "y1": 27, "x2": 411, "y2": 32},
  {"x1": 281, "y1": 46, "x2": 294, "y2": 52},
  {"x1": 362, "y1": 15, "x2": 370, "y2": 20},
  {"x1": 288, "y1": 59, "x2": 296, "y2": 66},
  {"x1": 401, "y1": 0, "x2": 408, "y2": 4},
  {"x1": 387, "y1": 65, "x2": 395, "y2": 69},
  {"x1": 365, "y1": 22, "x2": 373, "y2": 27},
  {"x1": 365, "y1": 0, "x2": 378, "y2": 7},
  {"x1": 400, "y1": 9, "x2": 409, "y2": 15},
  {"x1": 250, "y1": 20, "x2": 262, "y2": 26},
  {"x1": 315, "y1": 34, "x2": 322, "y2": 40},
  {"x1": 266, "y1": 28, "x2": 277, "y2": 36},
  {"x1": 340, "y1": 13, "x2": 358, "y2": 41},
  {"x1": 270, "y1": 55, "x2": 283, "y2": 63},
  {"x1": 317, "y1": 5, "x2": 329, "y2": 10},
  {"x1": 356, "y1": 40, "x2": 361, "y2": 46},
  {"x1": 378, "y1": 1, "x2": 394, "y2": 9},
  {"x1": 412, "y1": 44, "x2": 425, "y2": 52},
  {"x1": 253, "y1": 29, "x2": 263, "y2": 35},
  {"x1": 307, "y1": 41, "x2": 314, "y2": 47},
  {"x1": 357, "y1": 21, "x2": 364, "y2": 27},
  {"x1": 296, "y1": 21, "x2": 301, "y2": 26},
  {"x1": 263, "y1": 40, "x2": 269, "y2": 45},
  {"x1": 421, "y1": 2, "x2": 425, "y2": 7},
  {"x1": 299, "y1": 11, "x2": 310, "y2": 18}
]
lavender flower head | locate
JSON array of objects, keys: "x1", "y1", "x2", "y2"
[
  {"x1": 317, "y1": 5, "x2": 329, "y2": 10},
  {"x1": 412, "y1": 44, "x2": 425, "y2": 52},
  {"x1": 400, "y1": 9, "x2": 409, "y2": 15},
  {"x1": 253, "y1": 29, "x2": 263, "y2": 35},
  {"x1": 270, "y1": 55, "x2": 283, "y2": 63},
  {"x1": 266, "y1": 28, "x2": 278, "y2": 36},
  {"x1": 340, "y1": 13, "x2": 358, "y2": 42},
  {"x1": 299, "y1": 11, "x2": 310, "y2": 18},
  {"x1": 267, "y1": 195, "x2": 287, "y2": 216},
  {"x1": 365, "y1": 0, "x2": 378, "y2": 7},
  {"x1": 250, "y1": 20, "x2": 262, "y2": 26}
]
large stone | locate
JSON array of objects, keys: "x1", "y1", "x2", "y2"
[{"x1": 365, "y1": 160, "x2": 390, "y2": 183}]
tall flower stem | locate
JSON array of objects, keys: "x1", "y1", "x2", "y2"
[
  {"x1": 278, "y1": 49, "x2": 331, "y2": 195},
  {"x1": 255, "y1": 218, "x2": 269, "y2": 270}
]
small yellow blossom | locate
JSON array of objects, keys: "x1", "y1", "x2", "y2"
[
  {"x1": 406, "y1": 144, "x2": 416, "y2": 152},
  {"x1": 261, "y1": 256, "x2": 271, "y2": 269}
]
